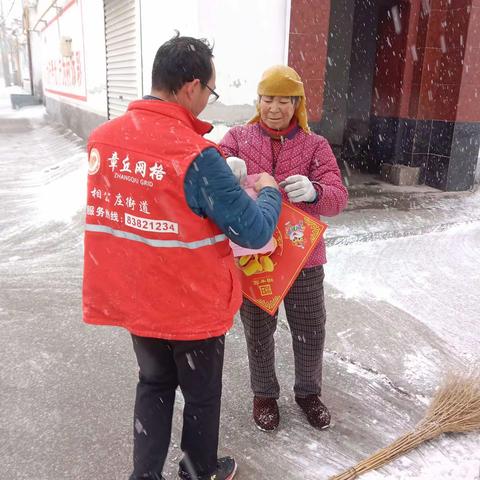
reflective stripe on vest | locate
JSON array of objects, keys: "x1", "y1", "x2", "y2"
[{"x1": 85, "y1": 224, "x2": 227, "y2": 249}]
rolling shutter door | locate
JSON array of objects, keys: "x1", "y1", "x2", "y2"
[{"x1": 104, "y1": 0, "x2": 141, "y2": 119}]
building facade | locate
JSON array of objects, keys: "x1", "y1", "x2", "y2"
[{"x1": 25, "y1": 0, "x2": 480, "y2": 191}]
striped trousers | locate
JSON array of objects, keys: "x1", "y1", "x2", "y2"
[{"x1": 240, "y1": 265, "x2": 326, "y2": 399}]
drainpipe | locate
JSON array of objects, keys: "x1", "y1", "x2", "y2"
[{"x1": 23, "y1": 5, "x2": 34, "y2": 95}]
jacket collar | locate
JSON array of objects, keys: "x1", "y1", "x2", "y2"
[
  {"x1": 259, "y1": 118, "x2": 299, "y2": 140},
  {"x1": 128, "y1": 99, "x2": 213, "y2": 136}
]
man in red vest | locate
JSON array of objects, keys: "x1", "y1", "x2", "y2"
[{"x1": 83, "y1": 34, "x2": 281, "y2": 480}]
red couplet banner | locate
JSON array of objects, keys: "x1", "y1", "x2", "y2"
[{"x1": 233, "y1": 201, "x2": 327, "y2": 315}]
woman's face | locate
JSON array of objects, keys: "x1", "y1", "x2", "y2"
[{"x1": 259, "y1": 96, "x2": 296, "y2": 130}]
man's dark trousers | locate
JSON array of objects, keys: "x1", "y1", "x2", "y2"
[{"x1": 129, "y1": 333, "x2": 225, "y2": 479}]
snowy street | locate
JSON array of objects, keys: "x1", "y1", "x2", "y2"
[{"x1": 1, "y1": 90, "x2": 480, "y2": 480}]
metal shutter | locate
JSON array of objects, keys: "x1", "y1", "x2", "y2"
[{"x1": 104, "y1": 0, "x2": 141, "y2": 119}]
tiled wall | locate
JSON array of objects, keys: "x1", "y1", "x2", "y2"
[
  {"x1": 371, "y1": 0, "x2": 480, "y2": 190},
  {"x1": 414, "y1": 0, "x2": 469, "y2": 120},
  {"x1": 288, "y1": 0, "x2": 479, "y2": 190},
  {"x1": 456, "y1": 0, "x2": 480, "y2": 122},
  {"x1": 371, "y1": 1, "x2": 410, "y2": 118},
  {"x1": 288, "y1": 0, "x2": 330, "y2": 122}
]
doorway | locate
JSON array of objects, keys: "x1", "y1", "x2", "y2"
[{"x1": 321, "y1": 0, "x2": 410, "y2": 174}]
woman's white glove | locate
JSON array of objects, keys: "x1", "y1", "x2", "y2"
[
  {"x1": 226, "y1": 156, "x2": 247, "y2": 185},
  {"x1": 282, "y1": 175, "x2": 317, "y2": 203}
]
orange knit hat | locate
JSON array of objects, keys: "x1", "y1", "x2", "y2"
[{"x1": 248, "y1": 65, "x2": 310, "y2": 134}]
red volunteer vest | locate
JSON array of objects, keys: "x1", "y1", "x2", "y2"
[{"x1": 83, "y1": 100, "x2": 242, "y2": 340}]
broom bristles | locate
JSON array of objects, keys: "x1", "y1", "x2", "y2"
[
  {"x1": 423, "y1": 372, "x2": 480, "y2": 433},
  {"x1": 330, "y1": 369, "x2": 480, "y2": 480}
]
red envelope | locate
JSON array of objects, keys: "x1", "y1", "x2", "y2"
[{"x1": 235, "y1": 201, "x2": 327, "y2": 315}]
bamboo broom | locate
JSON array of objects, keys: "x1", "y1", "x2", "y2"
[{"x1": 330, "y1": 370, "x2": 480, "y2": 480}]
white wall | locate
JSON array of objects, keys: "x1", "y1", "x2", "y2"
[
  {"x1": 28, "y1": 0, "x2": 288, "y2": 120},
  {"x1": 30, "y1": 0, "x2": 107, "y2": 117},
  {"x1": 81, "y1": 0, "x2": 108, "y2": 117},
  {"x1": 140, "y1": 0, "x2": 288, "y2": 106},
  {"x1": 140, "y1": 0, "x2": 199, "y2": 96}
]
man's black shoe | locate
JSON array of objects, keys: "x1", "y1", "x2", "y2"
[{"x1": 178, "y1": 456, "x2": 237, "y2": 480}]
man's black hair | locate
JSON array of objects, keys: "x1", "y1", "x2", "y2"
[{"x1": 151, "y1": 32, "x2": 214, "y2": 93}]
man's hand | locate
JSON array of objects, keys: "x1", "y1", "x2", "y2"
[
  {"x1": 281, "y1": 175, "x2": 316, "y2": 203},
  {"x1": 254, "y1": 172, "x2": 279, "y2": 192},
  {"x1": 226, "y1": 156, "x2": 247, "y2": 185}
]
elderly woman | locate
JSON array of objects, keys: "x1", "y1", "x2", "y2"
[{"x1": 220, "y1": 65, "x2": 348, "y2": 432}]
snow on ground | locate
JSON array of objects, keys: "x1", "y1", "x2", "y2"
[
  {"x1": 322, "y1": 218, "x2": 480, "y2": 479},
  {"x1": 325, "y1": 221, "x2": 480, "y2": 362},
  {"x1": 1, "y1": 89, "x2": 479, "y2": 479},
  {"x1": 205, "y1": 122, "x2": 231, "y2": 143},
  {"x1": 35, "y1": 152, "x2": 87, "y2": 223},
  {"x1": 361, "y1": 440, "x2": 480, "y2": 480}
]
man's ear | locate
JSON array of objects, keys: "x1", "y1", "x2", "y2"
[{"x1": 184, "y1": 79, "x2": 200, "y2": 100}]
